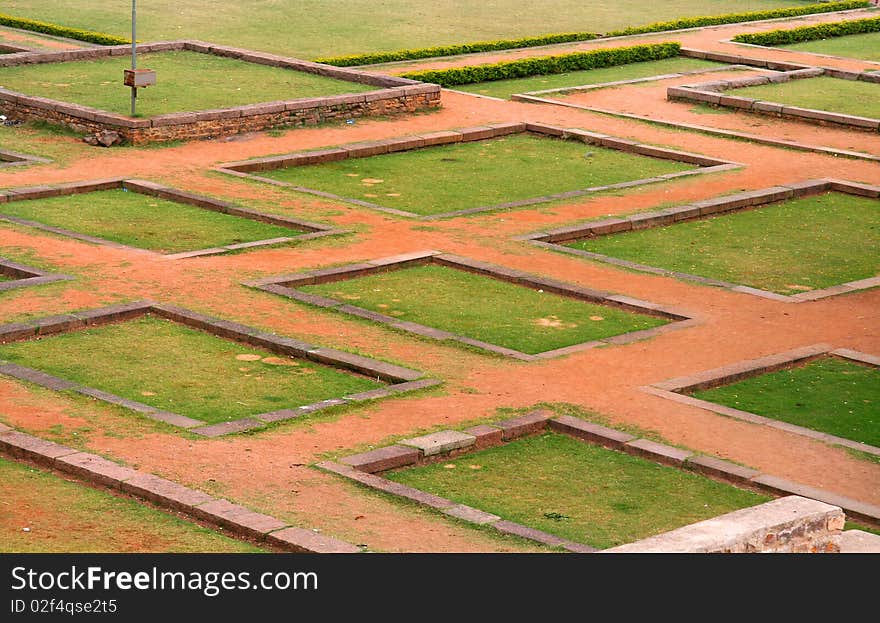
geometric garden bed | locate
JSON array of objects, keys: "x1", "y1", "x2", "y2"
[
  {"x1": 218, "y1": 122, "x2": 739, "y2": 220},
  {"x1": 522, "y1": 178, "x2": 880, "y2": 302},
  {"x1": 643, "y1": 344, "x2": 880, "y2": 457},
  {"x1": 245, "y1": 251, "x2": 695, "y2": 360},
  {"x1": 0, "y1": 257, "x2": 71, "y2": 293},
  {"x1": 0, "y1": 301, "x2": 437, "y2": 437},
  {"x1": 0, "y1": 178, "x2": 341, "y2": 259}
]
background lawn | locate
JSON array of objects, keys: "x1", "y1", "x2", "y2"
[
  {"x1": 0, "y1": 1, "x2": 818, "y2": 59},
  {"x1": 733, "y1": 76, "x2": 880, "y2": 118},
  {"x1": 779, "y1": 31, "x2": 880, "y2": 61},
  {"x1": 0, "y1": 189, "x2": 302, "y2": 254},
  {"x1": 302, "y1": 264, "x2": 668, "y2": 354},
  {"x1": 0, "y1": 50, "x2": 371, "y2": 117},
  {"x1": 0, "y1": 317, "x2": 384, "y2": 423},
  {"x1": 457, "y1": 57, "x2": 727, "y2": 99},
  {"x1": 264, "y1": 134, "x2": 695, "y2": 216},
  {"x1": 388, "y1": 432, "x2": 768, "y2": 549},
  {"x1": 568, "y1": 192, "x2": 880, "y2": 295},
  {"x1": 0, "y1": 457, "x2": 263, "y2": 553},
  {"x1": 693, "y1": 357, "x2": 879, "y2": 447}
]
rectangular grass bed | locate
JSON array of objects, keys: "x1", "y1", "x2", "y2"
[
  {"x1": 302, "y1": 264, "x2": 668, "y2": 355},
  {"x1": 387, "y1": 432, "x2": 768, "y2": 549},
  {"x1": 780, "y1": 31, "x2": 880, "y2": 62},
  {"x1": 259, "y1": 133, "x2": 697, "y2": 216},
  {"x1": 0, "y1": 316, "x2": 384, "y2": 424},
  {"x1": 0, "y1": 50, "x2": 373, "y2": 118},
  {"x1": 563, "y1": 191, "x2": 880, "y2": 296},
  {"x1": 732, "y1": 76, "x2": 880, "y2": 120},
  {"x1": 692, "y1": 357, "x2": 879, "y2": 448},
  {"x1": 457, "y1": 57, "x2": 727, "y2": 99}
]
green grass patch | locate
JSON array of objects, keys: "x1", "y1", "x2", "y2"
[
  {"x1": 0, "y1": 316, "x2": 384, "y2": 423},
  {"x1": 302, "y1": 264, "x2": 668, "y2": 354},
  {"x1": 0, "y1": 189, "x2": 302, "y2": 253},
  {"x1": 732, "y1": 76, "x2": 880, "y2": 119},
  {"x1": 262, "y1": 134, "x2": 694, "y2": 216},
  {"x1": 780, "y1": 31, "x2": 880, "y2": 61},
  {"x1": 0, "y1": 456, "x2": 263, "y2": 552},
  {"x1": 693, "y1": 357, "x2": 879, "y2": 447},
  {"x1": 0, "y1": 50, "x2": 371, "y2": 117},
  {"x1": 567, "y1": 192, "x2": 880, "y2": 295},
  {"x1": 456, "y1": 57, "x2": 724, "y2": 98},
  {"x1": 388, "y1": 432, "x2": 768, "y2": 548}
]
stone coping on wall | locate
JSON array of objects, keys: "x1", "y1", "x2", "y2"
[
  {"x1": 668, "y1": 66, "x2": 880, "y2": 132},
  {"x1": 0, "y1": 300, "x2": 438, "y2": 437},
  {"x1": 244, "y1": 250, "x2": 697, "y2": 361},
  {"x1": 520, "y1": 178, "x2": 880, "y2": 302},
  {"x1": 0, "y1": 148, "x2": 51, "y2": 169},
  {"x1": 0, "y1": 177, "x2": 344, "y2": 259},
  {"x1": 642, "y1": 343, "x2": 880, "y2": 457},
  {"x1": 216, "y1": 121, "x2": 741, "y2": 220},
  {"x1": 0, "y1": 256, "x2": 72, "y2": 292},
  {"x1": 318, "y1": 408, "x2": 880, "y2": 551},
  {"x1": 0, "y1": 423, "x2": 360, "y2": 553},
  {"x1": 0, "y1": 40, "x2": 440, "y2": 143}
]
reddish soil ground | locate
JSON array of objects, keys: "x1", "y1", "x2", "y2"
[{"x1": 0, "y1": 12, "x2": 878, "y2": 552}]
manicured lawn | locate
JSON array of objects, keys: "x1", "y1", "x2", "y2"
[
  {"x1": 693, "y1": 357, "x2": 880, "y2": 447},
  {"x1": 263, "y1": 134, "x2": 694, "y2": 216},
  {"x1": 780, "y1": 31, "x2": 880, "y2": 61},
  {"x1": 568, "y1": 192, "x2": 880, "y2": 295},
  {"x1": 0, "y1": 189, "x2": 302, "y2": 253},
  {"x1": 457, "y1": 57, "x2": 726, "y2": 99},
  {"x1": 302, "y1": 264, "x2": 668, "y2": 354},
  {"x1": 0, "y1": 456, "x2": 264, "y2": 553},
  {"x1": 388, "y1": 432, "x2": 768, "y2": 548},
  {"x1": 3, "y1": 1, "x2": 815, "y2": 59},
  {"x1": 0, "y1": 50, "x2": 371, "y2": 117},
  {"x1": 733, "y1": 76, "x2": 880, "y2": 118},
  {"x1": 0, "y1": 316, "x2": 384, "y2": 423}
]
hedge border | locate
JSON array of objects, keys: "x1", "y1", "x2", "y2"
[
  {"x1": 399, "y1": 42, "x2": 681, "y2": 88},
  {"x1": 731, "y1": 15, "x2": 880, "y2": 45},
  {"x1": 0, "y1": 12, "x2": 128, "y2": 46},
  {"x1": 317, "y1": 1, "x2": 870, "y2": 67}
]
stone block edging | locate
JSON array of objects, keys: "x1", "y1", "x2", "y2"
[
  {"x1": 321, "y1": 409, "x2": 880, "y2": 551},
  {"x1": 0, "y1": 426, "x2": 359, "y2": 553},
  {"x1": 521, "y1": 178, "x2": 880, "y2": 302},
  {"x1": 643, "y1": 344, "x2": 880, "y2": 457},
  {"x1": 0, "y1": 148, "x2": 51, "y2": 169},
  {"x1": 216, "y1": 122, "x2": 740, "y2": 220},
  {"x1": 0, "y1": 300, "x2": 438, "y2": 437},
  {"x1": 0, "y1": 40, "x2": 440, "y2": 144},
  {"x1": 0, "y1": 257, "x2": 72, "y2": 292},
  {"x1": 244, "y1": 250, "x2": 695, "y2": 361},
  {"x1": 0, "y1": 177, "x2": 344, "y2": 259}
]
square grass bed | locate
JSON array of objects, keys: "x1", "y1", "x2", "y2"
[
  {"x1": 0, "y1": 302, "x2": 435, "y2": 437},
  {"x1": 0, "y1": 257, "x2": 71, "y2": 293},
  {"x1": 0, "y1": 50, "x2": 373, "y2": 118},
  {"x1": 527, "y1": 180, "x2": 880, "y2": 302},
  {"x1": 247, "y1": 252, "x2": 692, "y2": 361},
  {"x1": 778, "y1": 31, "x2": 880, "y2": 63},
  {"x1": 731, "y1": 75, "x2": 880, "y2": 120},
  {"x1": 0, "y1": 179, "x2": 339, "y2": 259},
  {"x1": 219, "y1": 123, "x2": 737, "y2": 219}
]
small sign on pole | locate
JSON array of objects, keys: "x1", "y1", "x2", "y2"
[{"x1": 125, "y1": 0, "x2": 156, "y2": 116}]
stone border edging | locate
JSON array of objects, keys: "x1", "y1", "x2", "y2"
[
  {"x1": 0, "y1": 300, "x2": 438, "y2": 437},
  {"x1": 319, "y1": 408, "x2": 880, "y2": 552},
  {"x1": 0, "y1": 177, "x2": 344, "y2": 259},
  {"x1": 244, "y1": 250, "x2": 696, "y2": 361},
  {"x1": 519, "y1": 178, "x2": 880, "y2": 302},
  {"x1": 0, "y1": 257, "x2": 72, "y2": 292},
  {"x1": 0, "y1": 148, "x2": 51, "y2": 169},
  {"x1": 0, "y1": 423, "x2": 360, "y2": 553},
  {"x1": 216, "y1": 121, "x2": 740, "y2": 220},
  {"x1": 642, "y1": 344, "x2": 880, "y2": 456},
  {"x1": 0, "y1": 40, "x2": 440, "y2": 144}
]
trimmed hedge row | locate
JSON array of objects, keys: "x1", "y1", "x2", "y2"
[
  {"x1": 732, "y1": 15, "x2": 880, "y2": 45},
  {"x1": 0, "y1": 13, "x2": 129, "y2": 46},
  {"x1": 315, "y1": 32, "x2": 600, "y2": 67},
  {"x1": 603, "y1": 1, "x2": 869, "y2": 37},
  {"x1": 400, "y1": 42, "x2": 681, "y2": 87},
  {"x1": 317, "y1": 1, "x2": 869, "y2": 67}
]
